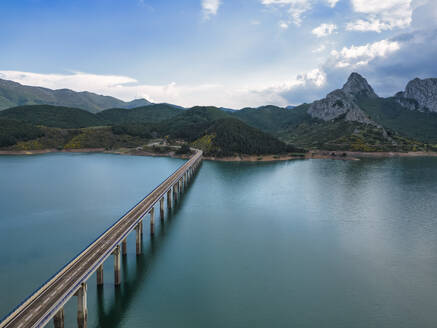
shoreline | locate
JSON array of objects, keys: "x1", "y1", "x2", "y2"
[{"x1": 1, "y1": 148, "x2": 437, "y2": 162}]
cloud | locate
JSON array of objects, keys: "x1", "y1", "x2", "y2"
[
  {"x1": 261, "y1": 0, "x2": 312, "y2": 26},
  {"x1": 329, "y1": 39, "x2": 401, "y2": 68},
  {"x1": 202, "y1": 0, "x2": 221, "y2": 20},
  {"x1": 327, "y1": 0, "x2": 339, "y2": 7},
  {"x1": 0, "y1": 71, "x2": 137, "y2": 92},
  {"x1": 279, "y1": 21, "x2": 289, "y2": 29},
  {"x1": 347, "y1": 0, "x2": 412, "y2": 32},
  {"x1": 261, "y1": 0, "x2": 341, "y2": 26},
  {"x1": 0, "y1": 68, "x2": 329, "y2": 108},
  {"x1": 312, "y1": 44, "x2": 326, "y2": 53},
  {"x1": 312, "y1": 23, "x2": 337, "y2": 37}
]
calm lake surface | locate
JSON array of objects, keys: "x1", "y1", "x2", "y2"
[{"x1": 1, "y1": 153, "x2": 437, "y2": 328}]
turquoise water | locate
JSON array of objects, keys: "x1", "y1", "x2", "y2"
[{"x1": 1, "y1": 154, "x2": 437, "y2": 327}]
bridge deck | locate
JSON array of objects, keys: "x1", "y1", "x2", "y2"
[{"x1": 0, "y1": 150, "x2": 202, "y2": 328}]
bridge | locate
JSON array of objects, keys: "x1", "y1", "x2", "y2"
[{"x1": 0, "y1": 150, "x2": 203, "y2": 328}]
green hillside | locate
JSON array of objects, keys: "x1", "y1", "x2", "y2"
[
  {"x1": 194, "y1": 118, "x2": 301, "y2": 156},
  {"x1": 111, "y1": 107, "x2": 302, "y2": 156},
  {"x1": 0, "y1": 119, "x2": 44, "y2": 147},
  {"x1": 279, "y1": 118, "x2": 424, "y2": 152},
  {"x1": 357, "y1": 97, "x2": 437, "y2": 143},
  {"x1": 97, "y1": 104, "x2": 181, "y2": 124},
  {"x1": 233, "y1": 104, "x2": 312, "y2": 133},
  {"x1": 0, "y1": 105, "x2": 105, "y2": 128}
]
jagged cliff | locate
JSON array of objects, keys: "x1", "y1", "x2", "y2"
[
  {"x1": 307, "y1": 72, "x2": 376, "y2": 125},
  {"x1": 396, "y1": 78, "x2": 437, "y2": 112}
]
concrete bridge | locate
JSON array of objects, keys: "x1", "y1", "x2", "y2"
[{"x1": 0, "y1": 150, "x2": 203, "y2": 328}]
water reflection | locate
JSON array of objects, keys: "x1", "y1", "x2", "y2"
[{"x1": 94, "y1": 177, "x2": 195, "y2": 328}]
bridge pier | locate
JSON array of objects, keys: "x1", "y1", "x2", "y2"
[
  {"x1": 167, "y1": 190, "x2": 172, "y2": 209},
  {"x1": 150, "y1": 207, "x2": 155, "y2": 235},
  {"x1": 122, "y1": 238, "x2": 127, "y2": 256},
  {"x1": 173, "y1": 184, "x2": 178, "y2": 203},
  {"x1": 160, "y1": 197, "x2": 164, "y2": 221},
  {"x1": 113, "y1": 245, "x2": 121, "y2": 286},
  {"x1": 96, "y1": 264, "x2": 104, "y2": 286},
  {"x1": 76, "y1": 283, "x2": 87, "y2": 328},
  {"x1": 136, "y1": 222, "x2": 142, "y2": 255},
  {"x1": 53, "y1": 307, "x2": 64, "y2": 328}
]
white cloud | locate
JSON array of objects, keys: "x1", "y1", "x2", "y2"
[
  {"x1": 279, "y1": 21, "x2": 289, "y2": 29},
  {"x1": 261, "y1": 0, "x2": 312, "y2": 26},
  {"x1": 312, "y1": 23, "x2": 337, "y2": 37},
  {"x1": 0, "y1": 70, "x2": 137, "y2": 92},
  {"x1": 327, "y1": 0, "x2": 339, "y2": 7},
  {"x1": 313, "y1": 44, "x2": 326, "y2": 53},
  {"x1": 330, "y1": 39, "x2": 401, "y2": 67},
  {"x1": 202, "y1": 0, "x2": 221, "y2": 20},
  {"x1": 298, "y1": 68, "x2": 327, "y2": 86},
  {"x1": 0, "y1": 69, "x2": 327, "y2": 108},
  {"x1": 347, "y1": 0, "x2": 412, "y2": 32}
]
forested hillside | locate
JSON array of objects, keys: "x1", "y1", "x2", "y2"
[{"x1": 2, "y1": 72, "x2": 437, "y2": 155}]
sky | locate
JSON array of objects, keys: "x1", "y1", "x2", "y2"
[{"x1": 0, "y1": 0, "x2": 436, "y2": 108}]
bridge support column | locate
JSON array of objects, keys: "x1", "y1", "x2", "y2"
[
  {"x1": 76, "y1": 283, "x2": 87, "y2": 328},
  {"x1": 97, "y1": 264, "x2": 104, "y2": 286},
  {"x1": 150, "y1": 207, "x2": 155, "y2": 236},
  {"x1": 113, "y1": 245, "x2": 121, "y2": 286},
  {"x1": 173, "y1": 184, "x2": 178, "y2": 203},
  {"x1": 136, "y1": 222, "x2": 142, "y2": 255},
  {"x1": 160, "y1": 197, "x2": 164, "y2": 221},
  {"x1": 167, "y1": 190, "x2": 172, "y2": 209},
  {"x1": 122, "y1": 238, "x2": 127, "y2": 256},
  {"x1": 53, "y1": 307, "x2": 64, "y2": 328}
]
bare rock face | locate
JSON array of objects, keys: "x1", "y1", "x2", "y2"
[
  {"x1": 307, "y1": 73, "x2": 376, "y2": 124},
  {"x1": 342, "y1": 72, "x2": 378, "y2": 99},
  {"x1": 397, "y1": 78, "x2": 437, "y2": 112}
]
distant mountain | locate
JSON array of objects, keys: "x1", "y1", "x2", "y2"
[
  {"x1": 97, "y1": 104, "x2": 182, "y2": 124},
  {"x1": 112, "y1": 106, "x2": 301, "y2": 156},
  {"x1": 231, "y1": 73, "x2": 437, "y2": 150},
  {"x1": 2, "y1": 72, "x2": 437, "y2": 154},
  {"x1": 307, "y1": 72, "x2": 376, "y2": 124},
  {"x1": 0, "y1": 78, "x2": 151, "y2": 113},
  {"x1": 395, "y1": 77, "x2": 437, "y2": 112},
  {"x1": 0, "y1": 105, "x2": 105, "y2": 129},
  {"x1": 218, "y1": 107, "x2": 237, "y2": 113}
]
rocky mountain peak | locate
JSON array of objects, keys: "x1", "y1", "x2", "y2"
[
  {"x1": 341, "y1": 72, "x2": 378, "y2": 98},
  {"x1": 398, "y1": 77, "x2": 437, "y2": 112}
]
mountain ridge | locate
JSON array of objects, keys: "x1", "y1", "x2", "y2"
[
  {"x1": 0, "y1": 78, "x2": 151, "y2": 113},
  {"x1": 2, "y1": 72, "x2": 437, "y2": 154}
]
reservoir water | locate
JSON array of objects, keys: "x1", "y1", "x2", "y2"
[{"x1": 1, "y1": 153, "x2": 437, "y2": 327}]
